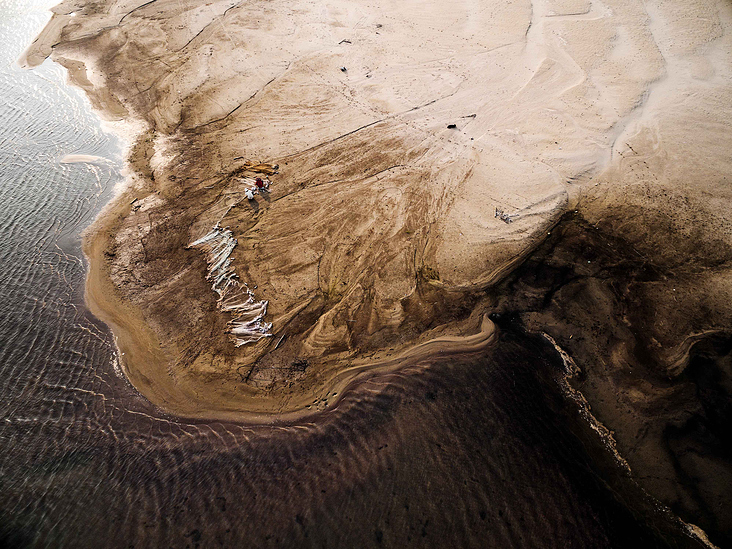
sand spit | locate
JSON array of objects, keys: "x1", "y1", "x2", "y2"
[
  {"x1": 26, "y1": 0, "x2": 732, "y2": 431},
  {"x1": 24, "y1": 0, "x2": 732, "y2": 543},
  {"x1": 60, "y1": 153, "x2": 110, "y2": 164}
]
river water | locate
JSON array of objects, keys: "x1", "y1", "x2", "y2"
[{"x1": 0, "y1": 2, "x2": 703, "y2": 548}]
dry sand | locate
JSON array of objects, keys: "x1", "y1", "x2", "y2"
[{"x1": 24, "y1": 0, "x2": 732, "y2": 424}]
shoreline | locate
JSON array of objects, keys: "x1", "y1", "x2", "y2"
[
  {"x1": 20, "y1": 0, "x2": 732, "y2": 543},
  {"x1": 84, "y1": 192, "x2": 498, "y2": 423}
]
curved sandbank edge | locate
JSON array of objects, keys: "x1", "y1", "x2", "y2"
[
  {"x1": 85, "y1": 200, "x2": 497, "y2": 424},
  {"x1": 19, "y1": 9, "x2": 506, "y2": 424}
]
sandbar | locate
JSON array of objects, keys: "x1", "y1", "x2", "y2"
[{"x1": 25, "y1": 0, "x2": 732, "y2": 427}]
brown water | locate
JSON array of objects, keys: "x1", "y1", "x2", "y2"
[{"x1": 0, "y1": 3, "x2": 711, "y2": 548}]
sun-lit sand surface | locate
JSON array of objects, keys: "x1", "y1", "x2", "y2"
[{"x1": 23, "y1": 0, "x2": 732, "y2": 430}]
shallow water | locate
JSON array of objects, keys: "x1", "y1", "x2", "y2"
[{"x1": 0, "y1": 2, "x2": 702, "y2": 548}]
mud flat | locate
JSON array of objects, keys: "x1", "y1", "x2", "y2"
[{"x1": 24, "y1": 0, "x2": 732, "y2": 541}]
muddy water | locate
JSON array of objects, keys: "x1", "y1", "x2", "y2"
[{"x1": 0, "y1": 2, "x2": 707, "y2": 548}]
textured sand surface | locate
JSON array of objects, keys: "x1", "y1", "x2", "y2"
[
  {"x1": 22, "y1": 0, "x2": 732, "y2": 543},
  {"x1": 24, "y1": 0, "x2": 732, "y2": 426}
]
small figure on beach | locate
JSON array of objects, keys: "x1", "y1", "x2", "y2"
[
  {"x1": 245, "y1": 188, "x2": 255, "y2": 200},
  {"x1": 255, "y1": 177, "x2": 265, "y2": 189},
  {"x1": 495, "y1": 207, "x2": 513, "y2": 224}
]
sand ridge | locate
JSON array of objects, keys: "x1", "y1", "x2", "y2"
[{"x1": 24, "y1": 0, "x2": 732, "y2": 423}]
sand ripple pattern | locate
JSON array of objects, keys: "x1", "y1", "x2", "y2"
[{"x1": 189, "y1": 225, "x2": 272, "y2": 345}]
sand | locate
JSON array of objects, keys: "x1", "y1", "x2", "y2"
[
  {"x1": 60, "y1": 153, "x2": 110, "y2": 163},
  {"x1": 24, "y1": 0, "x2": 732, "y2": 425}
]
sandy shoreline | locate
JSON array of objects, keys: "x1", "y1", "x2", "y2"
[
  {"x1": 24, "y1": 0, "x2": 732, "y2": 447},
  {"x1": 84, "y1": 190, "x2": 497, "y2": 423},
  {"x1": 19, "y1": 0, "x2": 732, "y2": 542},
  {"x1": 22, "y1": 0, "x2": 732, "y2": 420}
]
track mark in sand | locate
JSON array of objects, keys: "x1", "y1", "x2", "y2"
[
  {"x1": 545, "y1": 8, "x2": 593, "y2": 18},
  {"x1": 118, "y1": 0, "x2": 159, "y2": 24},
  {"x1": 191, "y1": 63, "x2": 292, "y2": 131},
  {"x1": 174, "y1": 20, "x2": 216, "y2": 53},
  {"x1": 221, "y1": 1, "x2": 244, "y2": 19},
  {"x1": 279, "y1": 118, "x2": 390, "y2": 160},
  {"x1": 276, "y1": 78, "x2": 464, "y2": 164},
  {"x1": 307, "y1": 164, "x2": 408, "y2": 190}
]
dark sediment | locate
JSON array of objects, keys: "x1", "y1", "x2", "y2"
[
  {"x1": 492, "y1": 212, "x2": 732, "y2": 547},
  {"x1": 0, "y1": 329, "x2": 714, "y2": 548}
]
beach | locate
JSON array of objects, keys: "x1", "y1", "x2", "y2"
[
  {"x1": 17, "y1": 0, "x2": 732, "y2": 543},
  {"x1": 21, "y1": 0, "x2": 731, "y2": 418}
]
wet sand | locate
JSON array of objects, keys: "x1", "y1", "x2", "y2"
[
  {"x1": 86, "y1": 197, "x2": 496, "y2": 422},
  {"x1": 22, "y1": 0, "x2": 731, "y2": 422},
  {"x1": 492, "y1": 212, "x2": 732, "y2": 546}
]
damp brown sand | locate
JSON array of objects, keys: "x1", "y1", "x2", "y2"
[{"x1": 85, "y1": 200, "x2": 497, "y2": 422}]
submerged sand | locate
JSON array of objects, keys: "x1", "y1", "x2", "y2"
[{"x1": 23, "y1": 0, "x2": 732, "y2": 425}]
